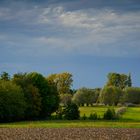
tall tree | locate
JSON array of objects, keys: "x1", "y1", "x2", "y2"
[
  {"x1": 0, "y1": 72, "x2": 10, "y2": 81},
  {"x1": 27, "y1": 72, "x2": 59, "y2": 118},
  {"x1": 47, "y1": 72, "x2": 73, "y2": 95},
  {"x1": 106, "y1": 73, "x2": 131, "y2": 89},
  {"x1": 127, "y1": 73, "x2": 132, "y2": 87},
  {"x1": 0, "y1": 80, "x2": 26, "y2": 122},
  {"x1": 72, "y1": 87, "x2": 100, "y2": 106},
  {"x1": 100, "y1": 86, "x2": 123, "y2": 106},
  {"x1": 12, "y1": 73, "x2": 42, "y2": 119}
]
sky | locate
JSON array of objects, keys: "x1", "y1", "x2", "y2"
[{"x1": 0, "y1": 0, "x2": 140, "y2": 89}]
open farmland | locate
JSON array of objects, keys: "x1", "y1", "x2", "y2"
[
  {"x1": 0, "y1": 128, "x2": 140, "y2": 140},
  {"x1": 0, "y1": 107, "x2": 140, "y2": 140}
]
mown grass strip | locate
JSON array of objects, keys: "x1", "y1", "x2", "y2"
[{"x1": 0, "y1": 120, "x2": 140, "y2": 128}]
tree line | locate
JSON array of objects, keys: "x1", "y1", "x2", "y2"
[
  {"x1": 0, "y1": 71, "x2": 140, "y2": 122},
  {"x1": 73, "y1": 73, "x2": 140, "y2": 106}
]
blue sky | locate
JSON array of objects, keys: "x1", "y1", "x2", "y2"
[{"x1": 0, "y1": 0, "x2": 140, "y2": 88}]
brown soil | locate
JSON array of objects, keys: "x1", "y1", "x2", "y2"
[{"x1": 0, "y1": 128, "x2": 140, "y2": 140}]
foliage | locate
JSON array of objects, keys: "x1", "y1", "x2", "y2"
[
  {"x1": 79, "y1": 106, "x2": 108, "y2": 117},
  {"x1": 81, "y1": 114, "x2": 87, "y2": 120},
  {"x1": 107, "y1": 73, "x2": 132, "y2": 89},
  {"x1": 72, "y1": 87, "x2": 100, "y2": 106},
  {"x1": 27, "y1": 72, "x2": 59, "y2": 118},
  {"x1": 0, "y1": 81, "x2": 26, "y2": 122},
  {"x1": 60, "y1": 94, "x2": 72, "y2": 106},
  {"x1": 0, "y1": 72, "x2": 10, "y2": 81},
  {"x1": 47, "y1": 72, "x2": 73, "y2": 95},
  {"x1": 100, "y1": 86, "x2": 123, "y2": 106},
  {"x1": 127, "y1": 73, "x2": 132, "y2": 87},
  {"x1": 13, "y1": 72, "x2": 59, "y2": 119},
  {"x1": 122, "y1": 87, "x2": 140, "y2": 104},
  {"x1": 12, "y1": 73, "x2": 42, "y2": 119},
  {"x1": 24, "y1": 85, "x2": 42, "y2": 119},
  {"x1": 53, "y1": 106, "x2": 64, "y2": 120},
  {"x1": 88, "y1": 112, "x2": 98, "y2": 120},
  {"x1": 103, "y1": 108, "x2": 117, "y2": 120},
  {"x1": 63, "y1": 103, "x2": 80, "y2": 120}
]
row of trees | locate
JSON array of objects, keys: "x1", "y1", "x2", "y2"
[
  {"x1": 0, "y1": 71, "x2": 140, "y2": 122},
  {"x1": 71, "y1": 86, "x2": 140, "y2": 106},
  {"x1": 62, "y1": 73, "x2": 140, "y2": 106},
  {"x1": 0, "y1": 72, "x2": 61, "y2": 122}
]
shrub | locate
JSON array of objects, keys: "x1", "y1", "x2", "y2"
[
  {"x1": 103, "y1": 108, "x2": 117, "y2": 120},
  {"x1": 63, "y1": 103, "x2": 80, "y2": 120},
  {"x1": 81, "y1": 114, "x2": 87, "y2": 120},
  {"x1": 88, "y1": 113, "x2": 98, "y2": 120},
  {"x1": 55, "y1": 106, "x2": 64, "y2": 120}
]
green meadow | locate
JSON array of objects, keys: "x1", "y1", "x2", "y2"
[{"x1": 0, "y1": 106, "x2": 140, "y2": 128}]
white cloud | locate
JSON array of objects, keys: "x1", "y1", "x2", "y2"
[
  {"x1": 59, "y1": 11, "x2": 103, "y2": 29},
  {"x1": 0, "y1": 5, "x2": 140, "y2": 57}
]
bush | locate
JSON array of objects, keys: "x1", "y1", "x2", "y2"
[
  {"x1": 88, "y1": 112, "x2": 98, "y2": 120},
  {"x1": 63, "y1": 103, "x2": 80, "y2": 120},
  {"x1": 81, "y1": 114, "x2": 87, "y2": 120},
  {"x1": 55, "y1": 106, "x2": 64, "y2": 120},
  {"x1": 0, "y1": 81, "x2": 26, "y2": 122},
  {"x1": 116, "y1": 107, "x2": 127, "y2": 117},
  {"x1": 103, "y1": 108, "x2": 117, "y2": 120}
]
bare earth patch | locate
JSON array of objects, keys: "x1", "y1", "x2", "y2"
[{"x1": 0, "y1": 128, "x2": 140, "y2": 140}]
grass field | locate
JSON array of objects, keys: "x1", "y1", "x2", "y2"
[
  {"x1": 80, "y1": 106, "x2": 140, "y2": 121},
  {"x1": 0, "y1": 120, "x2": 140, "y2": 128},
  {"x1": 122, "y1": 107, "x2": 140, "y2": 121},
  {"x1": 79, "y1": 106, "x2": 118, "y2": 118},
  {"x1": 0, "y1": 106, "x2": 140, "y2": 128}
]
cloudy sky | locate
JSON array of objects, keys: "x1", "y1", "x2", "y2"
[{"x1": 0, "y1": 0, "x2": 140, "y2": 88}]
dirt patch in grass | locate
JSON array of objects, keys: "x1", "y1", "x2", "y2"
[{"x1": 0, "y1": 128, "x2": 140, "y2": 140}]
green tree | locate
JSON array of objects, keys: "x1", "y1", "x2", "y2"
[
  {"x1": 0, "y1": 81, "x2": 26, "y2": 122},
  {"x1": 100, "y1": 86, "x2": 123, "y2": 106},
  {"x1": 72, "y1": 88, "x2": 99, "y2": 106},
  {"x1": 63, "y1": 103, "x2": 80, "y2": 120},
  {"x1": 27, "y1": 72, "x2": 59, "y2": 118},
  {"x1": 60, "y1": 94, "x2": 72, "y2": 106},
  {"x1": 72, "y1": 88, "x2": 86, "y2": 106},
  {"x1": 107, "y1": 73, "x2": 131, "y2": 89},
  {"x1": 103, "y1": 108, "x2": 117, "y2": 120},
  {"x1": 12, "y1": 73, "x2": 42, "y2": 119},
  {"x1": 24, "y1": 85, "x2": 42, "y2": 119},
  {"x1": 0, "y1": 72, "x2": 10, "y2": 81},
  {"x1": 122, "y1": 87, "x2": 140, "y2": 104},
  {"x1": 47, "y1": 72, "x2": 73, "y2": 95},
  {"x1": 127, "y1": 73, "x2": 132, "y2": 87}
]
